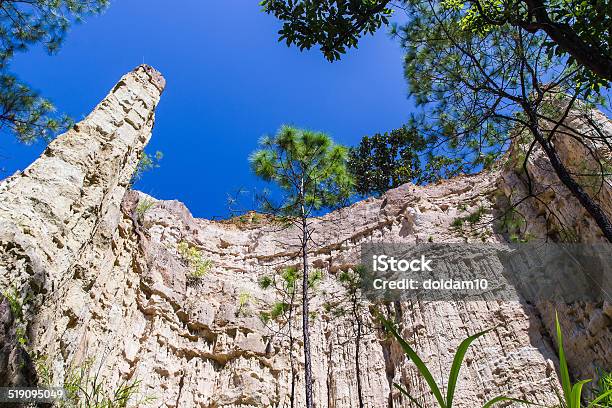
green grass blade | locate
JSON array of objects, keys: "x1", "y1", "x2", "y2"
[
  {"x1": 570, "y1": 380, "x2": 591, "y2": 408},
  {"x1": 482, "y1": 396, "x2": 540, "y2": 408},
  {"x1": 556, "y1": 311, "x2": 572, "y2": 405},
  {"x1": 587, "y1": 389, "x2": 612, "y2": 408},
  {"x1": 394, "y1": 383, "x2": 425, "y2": 408},
  {"x1": 447, "y1": 327, "x2": 495, "y2": 407},
  {"x1": 381, "y1": 317, "x2": 446, "y2": 407}
]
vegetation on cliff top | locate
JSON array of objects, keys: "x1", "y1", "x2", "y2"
[{"x1": 262, "y1": 0, "x2": 612, "y2": 241}]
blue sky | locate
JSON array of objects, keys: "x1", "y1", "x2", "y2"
[{"x1": 4, "y1": 1, "x2": 413, "y2": 218}]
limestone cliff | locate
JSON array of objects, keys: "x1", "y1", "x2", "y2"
[{"x1": 0, "y1": 66, "x2": 610, "y2": 407}]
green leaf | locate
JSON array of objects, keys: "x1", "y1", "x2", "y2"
[
  {"x1": 556, "y1": 311, "x2": 572, "y2": 405},
  {"x1": 394, "y1": 383, "x2": 425, "y2": 408},
  {"x1": 381, "y1": 317, "x2": 446, "y2": 407},
  {"x1": 570, "y1": 380, "x2": 591, "y2": 408},
  {"x1": 447, "y1": 327, "x2": 495, "y2": 407},
  {"x1": 587, "y1": 389, "x2": 612, "y2": 408},
  {"x1": 482, "y1": 396, "x2": 539, "y2": 408}
]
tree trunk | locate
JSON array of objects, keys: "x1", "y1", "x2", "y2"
[
  {"x1": 300, "y1": 176, "x2": 314, "y2": 408},
  {"x1": 302, "y1": 214, "x2": 313, "y2": 408},
  {"x1": 290, "y1": 344, "x2": 296, "y2": 408},
  {"x1": 353, "y1": 297, "x2": 365, "y2": 408},
  {"x1": 526, "y1": 111, "x2": 612, "y2": 242},
  {"x1": 289, "y1": 285, "x2": 296, "y2": 408},
  {"x1": 522, "y1": 0, "x2": 612, "y2": 82}
]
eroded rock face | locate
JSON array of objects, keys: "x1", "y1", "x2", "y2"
[
  {"x1": 0, "y1": 64, "x2": 164, "y2": 394},
  {"x1": 498, "y1": 101, "x2": 612, "y2": 382},
  {"x1": 0, "y1": 66, "x2": 609, "y2": 407},
  {"x1": 0, "y1": 297, "x2": 37, "y2": 388}
]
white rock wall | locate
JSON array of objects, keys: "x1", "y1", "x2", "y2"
[{"x1": 0, "y1": 66, "x2": 610, "y2": 407}]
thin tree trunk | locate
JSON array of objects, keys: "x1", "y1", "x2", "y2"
[
  {"x1": 526, "y1": 111, "x2": 612, "y2": 242},
  {"x1": 302, "y1": 215, "x2": 313, "y2": 408},
  {"x1": 290, "y1": 343, "x2": 296, "y2": 408},
  {"x1": 300, "y1": 178, "x2": 314, "y2": 408},
  {"x1": 353, "y1": 296, "x2": 364, "y2": 408},
  {"x1": 288, "y1": 284, "x2": 297, "y2": 408}
]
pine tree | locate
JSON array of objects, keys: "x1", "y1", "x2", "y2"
[
  {"x1": 0, "y1": 1, "x2": 108, "y2": 143},
  {"x1": 347, "y1": 125, "x2": 466, "y2": 196},
  {"x1": 250, "y1": 126, "x2": 353, "y2": 407},
  {"x1": 262, "y1": 0, "x2": 612, "y2": 241}
]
